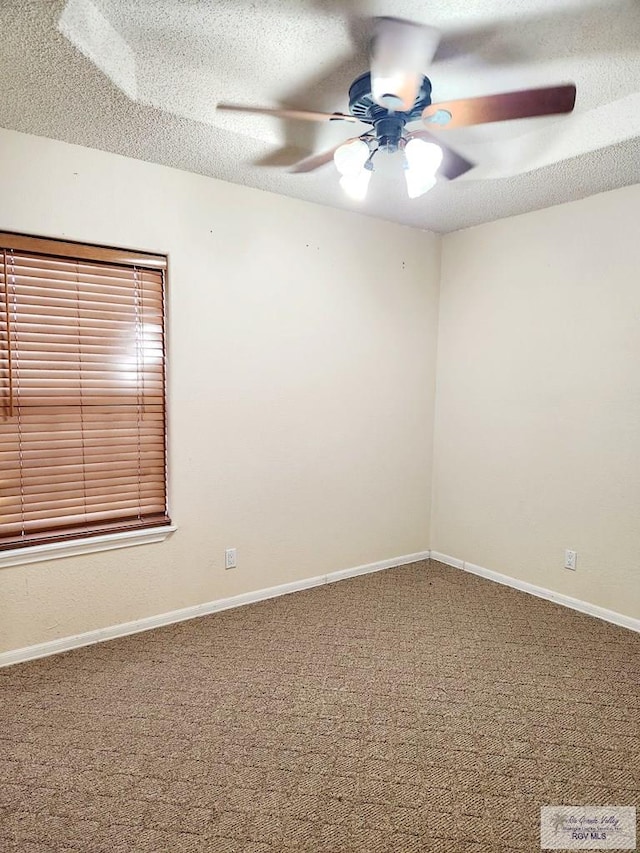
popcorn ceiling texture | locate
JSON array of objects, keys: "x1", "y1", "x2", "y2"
[
  {"x1": 1, "y1": 0, "x2": 639, "y2": 233},
  {"x1": 1, "y1": 560, "x2": 639, "y2": 851}
]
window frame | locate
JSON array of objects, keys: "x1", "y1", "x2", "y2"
[{"x1": 0, "y1": 231, "x2": 174, "y2": 563}]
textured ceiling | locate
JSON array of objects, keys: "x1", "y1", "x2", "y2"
[{"x1": 1, "y1": 0, "x2": 639, "y2": 232}]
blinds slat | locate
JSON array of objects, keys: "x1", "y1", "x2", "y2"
[
  {"x1": 2, "y1": 332, "x2": 164, "y2": 348},
  {"x1": 11, "y1": 295, "x2": 162, "y2": 314},
  {"x1": 11, "y1": 377, "x2": 165, "y2": 388},
  {"x1": 12, "y1": 276, "x2": 164, "y2": 298},
  {"x1": 9, "y1": 266, "x2": 162, "y2": 281},
  {"x1": 0, "y1": 450, "x2": 165, "y2": 465},
  {"x1": 8, "y1": 258, "x2": 156, "y2": 278},
  {"x1": 0, "y1": 475, "x2": 166, "y2": 497},
  {"x1": 1, "y1": 492, "x2": 166, "y2": 516},
  {"x1": 0, "y1": 421, "x2": 164, "y2": 433},
  {"x1": 0, "y1": 425, "x2": 163, "y2": 439},
  {"x1": 3, "y1": 479, "x2": 166, "y2": 499},
  {"x1": 3, "y1": 506, "x2": 167, "y2": 532},
  {"x1": 0, "y1": 428, "x2": 164, "y2": 442},
  {"x1": 0, "y1": 463, "x2": 165, "y2": 479},
  {"x1": 10, "y1": 304, "x2": 161, "y2": 324},
  {"x1": 10, "y1": 286, "x2": 162, "y2": 304},
  {"x1": 5, "y1": 314, "x2": 162, "y2": 327},
  {"x1": 1, "y1": 446, "x2": 166, "y2": 462},
  {"x1": 0, "y1": 498, "x2": 167, "y2": 521},
  {"x1": 4, "y1": 396, "x2": 165, "y2": 406},
  {"x1": 2, "y1": 352, "x2": 163, "y2": 367},
  {"x1": 1, "y1": 407, "x2": 164, "y2": 418},
  {"x1": 9, "y1": 332, "x2": 164, "y2": 347}
]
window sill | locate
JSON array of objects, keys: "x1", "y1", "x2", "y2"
[{"x1": 0, "y1": 526, "x2": 177, "y2": 569}]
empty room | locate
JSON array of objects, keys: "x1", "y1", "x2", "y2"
[{"x1": 0, "y1": 1, "x2": 639, "y2": 852}]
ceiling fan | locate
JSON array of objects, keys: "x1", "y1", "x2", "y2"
[{"x1": 217, "y1": 17, "x2": 576, "y2": 201}]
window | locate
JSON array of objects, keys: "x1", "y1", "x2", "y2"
[{"x1": 0, "y1": 232, "x2": 170, "y2": 551}]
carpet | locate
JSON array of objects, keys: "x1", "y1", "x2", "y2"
[{"x1": 1, "y1": 559, "x2": 638, "y2": 852}]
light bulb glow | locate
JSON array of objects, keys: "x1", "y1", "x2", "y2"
[
  {"x1": 334, "y1": 139, "x2": 370, "y2": 176},
  {"x1": 339, "y1": 168, "x2": 372, "y2": 201}
]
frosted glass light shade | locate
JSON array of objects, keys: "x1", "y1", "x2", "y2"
[
  {"x1": 404, "y1": 138, "x2": 443, "y2": 174},
  {"x1": 334, "y1": 139, "x2": 370, "y2": 176},
  {"x1": 404, "y1": 138, "x2": 442, "y2": 198},
  {"x1": 404, "y1": 170, "x2": 437, "y2": 199},
  {"x1": 339, "y1": 168, "x2": 372, "y2": 201}
]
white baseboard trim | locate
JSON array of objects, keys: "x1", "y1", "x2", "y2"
[
  {"x1": 429, "y1": 551, "x2": 464, "y2": 570},
  {"x1": 0, "y1": 550, "x2": 430, "y2": 669},
  {"x1": 327, "y1": 550, "x2": 430, "y2": 583},
  {"x1": 430, "y1": 552, "x2": 640, "y2": 634}
]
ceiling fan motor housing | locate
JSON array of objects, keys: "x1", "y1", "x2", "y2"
[
  {"x1": 374, "y1": 116, "x2": 405, "y2": 152},
  {"x1": 348, "y1": 72, "x2": 433, "y2": 151}
]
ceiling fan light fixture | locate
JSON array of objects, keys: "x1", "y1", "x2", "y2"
[
  {"x1": 333, "y1": 139, "x2": 370, "y2": 176},
  {"x1": 216, "y1": 18, "x2": 576, "y2": 201}
]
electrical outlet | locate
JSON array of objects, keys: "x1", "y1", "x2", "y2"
[
  {"x1": 564, "y1": 549, "x2": 577, "y2": 571},
  {"x1": 225, "y1": 548, "x2": 237, "y2": 570}
]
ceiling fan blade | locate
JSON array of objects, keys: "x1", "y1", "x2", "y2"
[
  {"x1": 408, "y1": 130, "x2": 475, "y2": 180},
  {"x1": 422, "y1": 84, "x2": 576, "y2": 129},
  {"x1": 290, "y1": 136, "x2": 367, "y2": 173},
  {"x1": 370, "y1": 17, "x2": 441, "y2": 111},
  {"x1": 217, "y1": 103, "x2": 361, "y2": 124}
]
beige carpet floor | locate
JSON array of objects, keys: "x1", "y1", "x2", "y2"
[{"x1": 0, "y1": 559, "x2": 638, "y2": 853}]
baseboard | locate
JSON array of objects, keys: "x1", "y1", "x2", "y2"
[
  {"x1": 327, "y1": 550, "x2": 430, "y2": 583},
  {"x1": 0, "y1": 550, "x2": 431, "y2": 668},
  {"x1": 429, "y1": 551, "x2": 464, "y2": 570},
  {"x1": 430, "y1": 552, "x2": 640, "y2": 634}
]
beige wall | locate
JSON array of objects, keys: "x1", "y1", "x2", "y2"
[
  {"x1": 2, "y1": 125, "x2": 638, "y2": 655},
  {"x1": 0, "y1": 127, "x2": 440, "y2": 653},
  {"x1": 432, "y1": 185, "x2": 640, "y2": 620}
]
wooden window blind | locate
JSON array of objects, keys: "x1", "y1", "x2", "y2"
[{"x1": 0, "y1": 232, "x2": 170, "y2": 550}]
